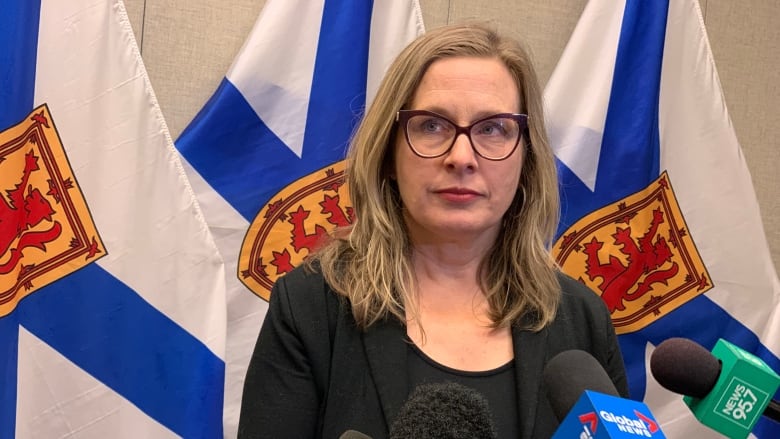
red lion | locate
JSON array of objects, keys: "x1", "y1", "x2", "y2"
[{"x1": 0, "y1": 150, "x2": 61, "y2": 275}]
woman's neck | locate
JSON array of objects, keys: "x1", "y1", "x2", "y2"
[{"x1": 409, "y1": 241, "x2": 495, "y2": 320}]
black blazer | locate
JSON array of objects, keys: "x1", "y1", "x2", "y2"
[{"x1": 238, "y1": 264, "x2": 628, "y2": 439}]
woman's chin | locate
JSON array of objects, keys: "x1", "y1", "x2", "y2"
[{"x1": 412, "y1": 220, "x2": 502, "y2": 243}]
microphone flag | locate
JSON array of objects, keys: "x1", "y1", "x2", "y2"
[
  {"x1": 552, "y1": 391, "x2": 665, "y2": 439},
  {"x1": 684, "y1": 339, "x2": 780, "y2": 439}
]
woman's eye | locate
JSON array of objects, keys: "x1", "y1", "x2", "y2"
[
  {"x1": 422, "y1": 119, "x2": 444, "y2": 132},
  {"x1": 478, "y1": 122, "x2": 505, "y2": 136}
]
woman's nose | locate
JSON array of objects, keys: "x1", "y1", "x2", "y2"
[{"x1": 443, "y1": 132, "x2": 478, "y2": 170}]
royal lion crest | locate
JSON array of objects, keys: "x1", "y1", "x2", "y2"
[
  {"x1": 553, "y1": 171, "x2": 712, "y2": 334},
  {"x1": 239, "y1": 161, "x2": 353, "y2": 300},
  {"x1": 0, "y1": 105, "x2": 106, "y2": 316}
]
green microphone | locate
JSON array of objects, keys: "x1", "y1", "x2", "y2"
[{"x1": 651, "y1": 338, "x2": 780, "y2": 439}]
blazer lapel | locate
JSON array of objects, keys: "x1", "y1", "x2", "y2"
[
  {"x1": 362, "y1": 318, "x2": 409, "y2": 427},
  {"x1": 513, "y1": 323, "x2": 550, "y2": 439}
]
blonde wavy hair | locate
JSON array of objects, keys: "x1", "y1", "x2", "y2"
[{"x1": 312, "y1": 22, "x2": 561, "y2": 332}]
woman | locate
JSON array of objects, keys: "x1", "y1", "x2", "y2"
[{"x1": 238, "y1": 22, "x2": 627, "y2": 439}]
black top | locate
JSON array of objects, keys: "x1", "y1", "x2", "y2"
[
  {"x1": 407, "y1": 343, "x2": 519, "y2": 439},
  {"x1": 238, "y1": 264, "x2": 628, "y2": 439}
]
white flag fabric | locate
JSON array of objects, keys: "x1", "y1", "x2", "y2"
[
  {"x1": 546, "y1": 0, "x2": 780, "y2": 437},
  {"x1": 174, "y1": 1, "x2": 424, "y2": 435},
  {"x1": 1, "y1": 1, "x2": 226, "y2": 437}
]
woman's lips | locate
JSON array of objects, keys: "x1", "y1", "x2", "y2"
[{"x1": 435, "y1": 187, "x2": 481, "y2": 202}]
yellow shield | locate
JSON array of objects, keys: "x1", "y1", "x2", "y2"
[
  {"x1": 0, "y1": 105, "x2": 106, "y2": 316},
  {"x1": 239, "y1": 161, "x2": 352, "y2": 300},
  {"x1": 553, "y1": 171, "x2": 711, "y2": 334}
]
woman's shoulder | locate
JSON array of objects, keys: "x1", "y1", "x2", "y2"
[
  {"x1": 556, "y1": 270, "x2": 599, "y2": 298},
  {"x1": 275, "y1": 261, "x2": 326, "y2": 291},
  {"x1": 554, "y1": 270, "x2": 610, "y2": 317},
  {"x1": 270, "y1": 261, "x2": 342, "y2": 316},
  {"x1": 550, "y1": 272, "x2": 628, "y2": 397}
]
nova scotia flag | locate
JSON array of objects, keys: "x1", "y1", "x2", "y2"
[
  {"x1": 546, "y1": 0, "x2": 780, "y2": 436},
  {"x1": 1, "y1": 1, "x2": 226, "y2": 437},
  {"x1": 175, "y1": 1, "x2": 424, "y2": 436}
]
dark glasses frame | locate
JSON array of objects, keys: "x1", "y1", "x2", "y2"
[{"x1": 396, "y1": 109, "x2": 528, "y2": 161}]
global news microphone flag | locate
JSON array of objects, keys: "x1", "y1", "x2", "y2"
[
  {"x1": 174, "y1": 0, "x2": 424, "y2": 436},
  {"x1": 1, "y1": 1, "x2": 226, "y2": 438},
  {"x1": 545, "y1": 0, "x2": 780, "y2": 437}
]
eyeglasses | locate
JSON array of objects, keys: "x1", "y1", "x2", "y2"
[{"x1": 396, "y1": 110, "x2": 528, "y2": 161}]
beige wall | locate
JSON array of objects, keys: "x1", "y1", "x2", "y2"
[{"x1": 124, "y1": 0, "x2": 780, "y2": 272}]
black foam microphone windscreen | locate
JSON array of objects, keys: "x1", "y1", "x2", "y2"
[
  {"x1": 388, "y1": 381, "x2": 497, "y2": 439},
  {"x1": 543, "y1": 349, "x2": 621, "y2": 422},
  {"x1": 649, "y1": 337, "x2": 721, "y2": 398},
  {"x1": 339, "y1": 430, "x2": 373, "y2": 439}
]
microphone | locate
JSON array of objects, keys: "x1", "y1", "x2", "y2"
[
  {"x1": 650, "y1": 337, "x2": 780, "y2": 438},
  {"x1": 339, "y1": 430, "x2": 373, "y2": 439},
  {"x1": 544, "y1": 350, "x2": 665, "y2": 438},
  {"x1": 388, "y1": 381, "x2": 497, "y2": 439}
]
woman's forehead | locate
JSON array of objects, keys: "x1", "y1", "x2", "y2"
[{"x1": 408, "y1": 57, "x2": 521, "y2": 118}]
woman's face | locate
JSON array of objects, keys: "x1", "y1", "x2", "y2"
[{"x1": 393, "y1": 56, "x2": 524, "y2": 246}]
